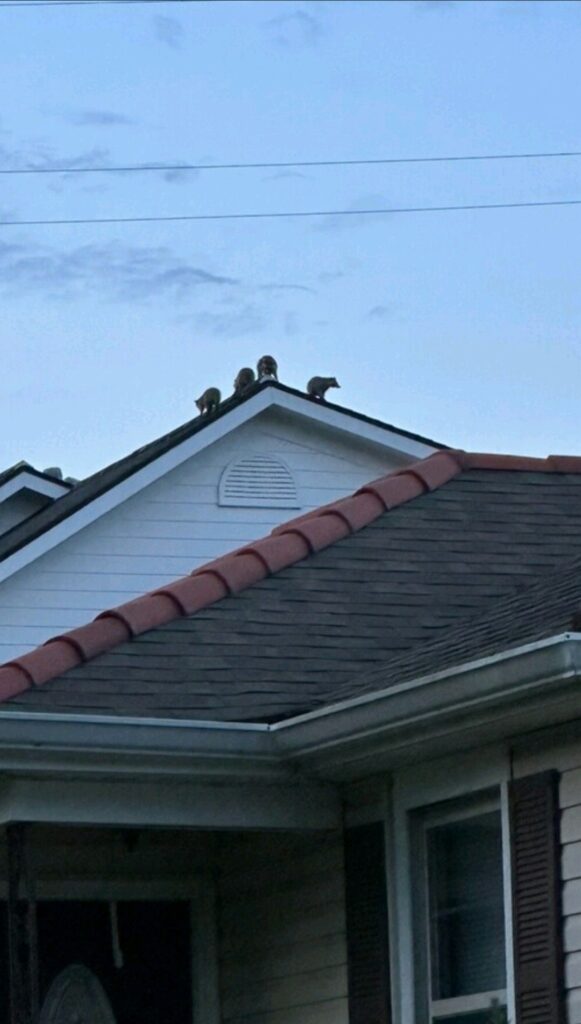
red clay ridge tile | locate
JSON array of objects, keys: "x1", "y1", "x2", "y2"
[
  {"x1": 462, "y1": 453, "x2": 550, "y2": 472},
  {"x1": 193, "y1": 551, "x2": 269, "y2": 594},
  {"x1": 280, "y1": 513, "x2": 351, "y2": 553},
  {"x1": 329, "y1": 493, "x2": 386, "y2": 532},
  {"x1": 52, "y1": 618, "x2": 132, "y2": 662},
  {"x1": 359, "y1": 470, "x2": 426, "y2": 510},
  {"x1": 99, "y1": 594, "x2": 181, "y2": 637},
  {"x1": 0, "y1": 665, "x2": 31, "y2": 701},
  {"x1": 244, "y1": 534, "x2": 311, "y2": 573},
  {"x1": 11, "y1": 641, "x2": 82, "y2": 687},
  {"x1": 157, "y1": 574, "x2": 229, "y2": 615},
  {"x1": 406, "y1": 450, "x2": 465, "y2": 490},
  {"x1": 547, "y1": 456, "x2": 581, "y2": 473}
]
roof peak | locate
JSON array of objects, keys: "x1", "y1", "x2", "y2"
[{"x1": 1, "y1": 448, "x2": 580, "y2": 704}]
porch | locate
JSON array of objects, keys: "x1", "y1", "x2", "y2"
[{"x1": 0, "y1": 821, "x2": 350, "y2": 1024}]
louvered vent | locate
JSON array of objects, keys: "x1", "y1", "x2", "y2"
[{"x1": 218, "y1": 456, "x2": 299, "y2": 508}]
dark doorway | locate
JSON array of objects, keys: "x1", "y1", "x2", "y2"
[{"x1": 2, "y1": 900, "x2": 192, "y2": 1024}]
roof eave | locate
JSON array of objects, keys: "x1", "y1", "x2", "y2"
[
  {"x1": 1, "y1": 634, "x2": 580, "y2": 784},
  {"x1": 276, "y1": 632, "x2": 581, "y2": 778}
]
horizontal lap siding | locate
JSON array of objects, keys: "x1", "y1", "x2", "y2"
[
  {"x1": 0, "y1": 416, "x2": 393, "y2": 660},
  {"x1": 218, "y1": 832, "x2": 349, "y2": 1024}
]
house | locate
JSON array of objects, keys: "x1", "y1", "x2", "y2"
[
  {"x1": 2, "y1": 448, "x2": 581, "y2": 1023},
  {"x1": 0, "y1": 377, "x2": 443, "y2": 663}
]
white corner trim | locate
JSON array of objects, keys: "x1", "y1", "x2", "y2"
[{"x1": 0, "y1": 388, "x2": 436, "y2": 585}]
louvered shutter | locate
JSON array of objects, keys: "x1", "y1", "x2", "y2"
[
  {"x1": 344, "y1": 823, "x2": 392, "y2": 1024},
  {"x1": 509, "y1": 771, "x2": 565, "y2": 1024}
]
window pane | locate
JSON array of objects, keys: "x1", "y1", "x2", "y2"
[{"x1": 427, "y1": 810, "x2": 506, "y2": 999}]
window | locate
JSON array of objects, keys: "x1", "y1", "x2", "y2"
[{"x1": 417, "y1": 799, "x2": 508, "y2": 1024}]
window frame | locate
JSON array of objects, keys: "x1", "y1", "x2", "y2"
[
  {"x1": 389, "y1": 750, "x2": 516, "y2": 1024},
  {"x1": 419, "y1": 795, "x2": 507, "y2": 1022}
]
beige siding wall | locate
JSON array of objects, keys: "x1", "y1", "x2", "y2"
[{"x1": 218, "y1": 832, "x2": 349, "y2": 1024}]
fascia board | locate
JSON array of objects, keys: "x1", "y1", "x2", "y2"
[{"x1": 0, "y1": 776, "x2": 341, "y2": 830}]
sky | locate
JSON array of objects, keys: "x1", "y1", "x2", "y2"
[{"x1": 1, "y1": 0, "x2": 581, "y2": 477}]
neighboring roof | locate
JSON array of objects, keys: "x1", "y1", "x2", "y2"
[
  {"x1": 0, "y1": 380, "x2": 446, "y2": 569},
  {"x1": 0, "y1": 461, "x2": 72, "y2": 495},
  {"x1": 3, "y1": 450, "x2": 581, "y2": 721}
]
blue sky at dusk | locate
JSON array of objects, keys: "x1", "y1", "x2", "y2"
[{"x1": 1, "y1": 0, "x2": 581, "y2": 476}]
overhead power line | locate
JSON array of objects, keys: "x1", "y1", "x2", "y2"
[
  {"x1": 0, "y1": 0, "x2": 206, "y2": 7},
  {"x1": 2, "y1": 197, "x2": 581, "y2": 228},
  {"x1": 2, "y1": 148, "x2": 581, "y2": 177}
]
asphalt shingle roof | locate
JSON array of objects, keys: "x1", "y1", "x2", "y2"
[{"x1": 4, "y1": 452, "x2": 581, "y2": 723}]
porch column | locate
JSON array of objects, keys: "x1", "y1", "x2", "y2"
[{"x1": 7, "y1": 824, "x2": 39, "y2": 1024}]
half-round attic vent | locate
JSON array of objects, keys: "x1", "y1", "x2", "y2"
[{"x1": 219, "y1": 455, "x2": 299, "y2": 508}]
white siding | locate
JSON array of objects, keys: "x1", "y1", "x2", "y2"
[
  {"x1": 218, "y1": 832, "x2": 349, "y2": 1024},
  {"x1": 0, "y1": 410, "x2": 399, "y2": 660}
]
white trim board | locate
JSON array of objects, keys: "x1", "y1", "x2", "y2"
[{"x1": 0, "y1": 388, "x2": 437, "y2": 586}]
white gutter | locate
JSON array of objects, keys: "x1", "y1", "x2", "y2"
[{"x1": 0, "y1": 634, "x2": 580, "y2": 781}]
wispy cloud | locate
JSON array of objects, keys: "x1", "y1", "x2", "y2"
[
  {"x1": 194, "y1": 303, "x2": 266, "y2": 338},
  {"x1": 0, "y1": 240, "x2": 238, "y2": 302},
  {"x1": 153, "y1": 14, "x2": 184, "y2": 49},
  {"x1": 264, "y1": 8, "x2": 324, "y2": 47},
  {"x1": 65, "y1": 109, "x2": 135, "y2": 127},
  {"x1": 0, "y1": 141, "x2": 109, "y2": 175},
  {"x1": 315, "y1": 194, "x2": 390, "y2": 232},
  {"x1": 263, "y1": 169, "x2": 309, "y2": 182},
  {"x1": 318, "y1": 269, "x2": 346, "y2": 283},
  {"x1": 259, "y1": 282, "x2": 316, "y2": 294},
  {"x1": 366, "y1": 304, "x2": 392, "y2": 320}
]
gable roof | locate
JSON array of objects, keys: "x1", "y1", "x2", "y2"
[
  {"x1": 2, "y1": 449, "x2": 581, "y2": 721},
  {"x1": 0, "y1": 380, "x2": 445, "y2": 580}
]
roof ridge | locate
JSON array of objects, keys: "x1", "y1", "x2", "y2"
[{"x1": 1, "y1": 448, "x2": 581, "y2": 704}]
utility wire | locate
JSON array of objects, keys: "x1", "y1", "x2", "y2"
[
  {"x1": 2, "y1": 148, "x2": 581, "y2": 177},
  {"x1": 2, "y1": 197, "x2": 581, "y2": 228},
  {"x1": 0, "y1": 0, "x2": 205, "y2": 7}
]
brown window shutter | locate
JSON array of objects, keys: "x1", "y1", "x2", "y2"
[
  {"x1": 344, "y1": 823, "x2": 392, "y2": 1024},
  {"x1": 509, "y1": 771, "x2": 565, "y2": 1024}
]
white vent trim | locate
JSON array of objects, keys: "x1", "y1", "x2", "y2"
[{"x1": 218, "y1": 455, "x2": 300, "y2": 508}]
